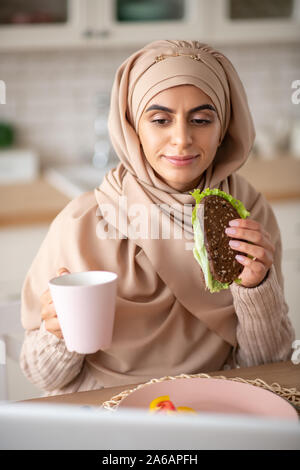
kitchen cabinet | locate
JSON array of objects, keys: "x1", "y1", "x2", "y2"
[
  {"x1": 0, "y1": 178, "x2": 70, "y2": 401},
  {"x1": 0, "y1": 178, "x2": 70, "y2": 300},
  {"x1": 1, "y1": 0, "x2": 299, "y2": 51},
  {"x1": 0, "y1": 223, "x2": 49, "y2": 401},
  {"x1": 0, "y1": 0, "x2": 86, "y2": 50},
  {"x1": 282, "y1": 253, "x2": 300, "y2": 337},
  {"x1": 271, "y1": 200, "x2": 300, "y2": 339},
  {"x1": 237, "y1": 156, "x2": 300, "y2": 202},
  {"x1": 92, "y1": 0, "x2": 300, "y2": 46},
  {"x1": 0, "y1": 0, "x2": 205, "y2": 50},
  {"x1": 85, "y1": 0, "x2": 210, "y2": 47},
  {"x1": 211, "y1": 0, "x2": 300, "y2": 44},
  {"x1": 0, "y1": 223, "x2": 50, "y2": 302}
]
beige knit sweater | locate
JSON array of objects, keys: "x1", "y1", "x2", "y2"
[{"x1": 19, "y1": 264, "x2": 295, "y2": 397}]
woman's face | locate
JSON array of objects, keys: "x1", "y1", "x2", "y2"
[{"x1": 138, "y1": 85, "x2": 222, "y2": 192}]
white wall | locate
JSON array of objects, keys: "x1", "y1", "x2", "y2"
[{"x1": 0, "y1": 43, "x2": 299, "y2": 168}]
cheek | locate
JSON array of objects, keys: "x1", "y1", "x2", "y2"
[
  {"x1": 140, "y1": 127, "x2": 164, "y2": 155},
  {"x1": 200, "y1": 127, "x2": 221, "y2": 151}
]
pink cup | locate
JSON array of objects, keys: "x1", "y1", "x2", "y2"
[{"x1": 48, "y1": 271, "x2": 118, "y2": 354}]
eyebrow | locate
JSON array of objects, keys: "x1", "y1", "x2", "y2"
[{"x1": 145, "y1": 104, "x2": 217, "y2": 114}]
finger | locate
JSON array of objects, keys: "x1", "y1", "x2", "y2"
[
  {"x1": 45, "y1": 318, "x2": 63, "y2": 339},
  {"x1": 229, "y1": 218, "x2": 271, "y2": 239},
  {"x1": 228, "y1": 219, "x2": 273, "y2": 243},
  {"x1": 225, "y1": 227, "x2": 275, "y2": 253},
  {"x1": 41, "y1": 303, "x2": 57, "y2": 321},
  {"x1": 40, "y1": 288, "x2": 53, "y2": 305},
  {"x1": 235, "y1": 255, "x2": 267, "y2": 277},
  {"x1": 229, "y1": 218, "x2": 261, "y2": 231},
  {"x1": 229, "y1": 239, "x2": 273, "y2": 265},
  {"x1": 40, "y1": 268, "x2": 70, "y2": 304},
  {"x1": 56, "y1": 267, "x2": 70, "y2": 276},
  {"x1": 53, "y1": 331, "x2": 64, "y2": 340}
]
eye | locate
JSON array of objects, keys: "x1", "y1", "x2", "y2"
[
  {"x1": 191, "y1": 119, "x2": 211, "y2": 125},
  {"x1": 151, "y1": 119, "x2": 169, "y2": 125}
]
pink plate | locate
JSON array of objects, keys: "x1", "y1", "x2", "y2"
[{"x1": 118, "y1": 378, "x2": 299, "y2": 421}]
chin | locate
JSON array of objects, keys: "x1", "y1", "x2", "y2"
[{"x1": 169, "y1": 179, "x2": 201, "y2": 192}]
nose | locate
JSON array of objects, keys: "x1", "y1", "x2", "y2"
[{"x1": 170, "y1": 118, "x2": 192, "y2": 150}]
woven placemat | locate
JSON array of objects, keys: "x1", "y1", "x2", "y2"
[{"x1": 100, "y1": 372, "x2": 300, "y2": 416}]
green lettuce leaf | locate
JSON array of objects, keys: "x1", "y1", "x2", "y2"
[{"x1": 190, "y1": 188, "x2": 250, "y2": 293}]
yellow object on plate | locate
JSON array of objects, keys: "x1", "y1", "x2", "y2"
[
  {"x1": 177, "y1": 406, "x2": 196, "y2": 413},
  {"x1": 149, "y1": 395, "x2": 171, "y2": 411},
  {"x1": 149, "y1": 395, "x2": 196, "y2": 414}
]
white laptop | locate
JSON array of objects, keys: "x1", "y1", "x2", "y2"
[{"x1": 0, "y1": 401, "x2": 299, "y2": 450}]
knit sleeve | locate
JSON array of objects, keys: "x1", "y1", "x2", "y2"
[
  {"x1": 229, "y1": 264, "x2": 295, "y2": 367},
  {"x1": 19, "y1": 320, "x2": 85, "y2": 392}
]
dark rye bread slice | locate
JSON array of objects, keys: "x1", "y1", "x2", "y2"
[{"x1": 197, "y1": 195, "x2": 244, "y2": 284}]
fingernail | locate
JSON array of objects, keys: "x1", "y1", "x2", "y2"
[
  {"x1": 236, "y1": 255, "x2": 245, "y2": 262},
  {"x1": 229, "y1": 220, "x2": 239, "y2": 227},
  {"x1": 229, "y1": 240, "x2": 240, "y2": 248},
  {"x1": 57, "y1": 269, "x2": 68, "y2": 276},
  {"x1": 225, "y1": 227, "x2": 236, "y2": 235}
]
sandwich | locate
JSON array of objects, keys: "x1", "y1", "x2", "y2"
[{"x1": 190, "y1": 188, "x2": 250, "y2": 293}]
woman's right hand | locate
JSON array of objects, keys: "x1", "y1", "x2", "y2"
[{"x1": 40, "y1": 267, "x2": 70, "y2": 339}]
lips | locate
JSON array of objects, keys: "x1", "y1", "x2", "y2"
[
  {"x1": 163, "y1": 155, "x2": 199, "y2": 166},
  {"x1": 164, "y1": 155, "x2": 198, "y2": 161}
]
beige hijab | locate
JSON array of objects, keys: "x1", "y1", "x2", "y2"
[{"x1": 22, "y1": 40, "x2": 283, "y2": 386}]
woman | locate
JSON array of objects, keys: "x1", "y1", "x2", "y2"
[{"x1": 20, "y1": 40, "x2": 295, "y2": 396}]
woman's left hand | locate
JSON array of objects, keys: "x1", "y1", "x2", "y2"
[{"x1": 225, "y1": 218, "x2": 275, "y2": 288}]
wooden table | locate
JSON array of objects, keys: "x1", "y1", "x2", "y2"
[{"x1": 22, "y1": 361, "x2": 300, "y2": 409}]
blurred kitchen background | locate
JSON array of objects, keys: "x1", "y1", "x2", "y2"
[{"x1": 0, "y1": 0, "x2": 300, "y2": 401}]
